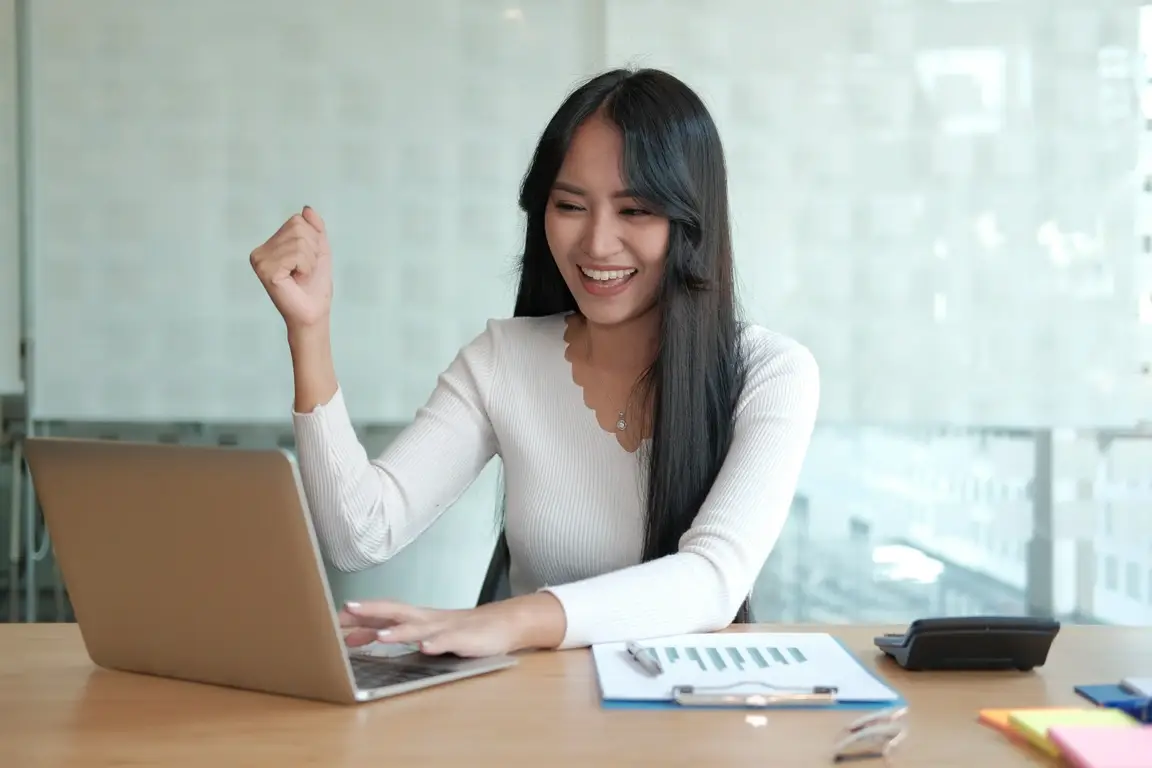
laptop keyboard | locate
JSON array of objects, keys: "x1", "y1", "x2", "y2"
[{"x1": 348, "y1": 654, "x2": 456, "y2": 690}]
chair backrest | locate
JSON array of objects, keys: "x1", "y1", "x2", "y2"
[
  {"x1": 475, "y1": 532, "x2": 754, "y2": 623},
  {"x1": 476, "y1": 532, "x2": 512, "y2": 606}
]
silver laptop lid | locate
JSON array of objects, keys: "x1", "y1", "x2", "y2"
[{"x1": 25, "y1": 437, "x2": 360, "y2": 703}]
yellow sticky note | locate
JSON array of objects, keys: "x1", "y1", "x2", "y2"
[
  {"x1": 1007, "y1": 708, "x2": 1140, "y2": 757},
  {"x1": 978, "y1": 707, "x2": 1051, "y2": 741}
]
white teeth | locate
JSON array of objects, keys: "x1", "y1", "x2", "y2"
[{"x1": 580, "y1": 267, "x2": 636, "y2": 281}]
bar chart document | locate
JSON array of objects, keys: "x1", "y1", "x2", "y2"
[{"x1": 592, "y1": 633, "x2": 900, "y2": 704}]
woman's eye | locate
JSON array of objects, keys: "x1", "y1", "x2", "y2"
[
  {"x1": 621, "y1": 208, "x2": 650, "y2": 217},
  {"x1": 554, "y1": 201, "x2": 584, "y2": 212}
]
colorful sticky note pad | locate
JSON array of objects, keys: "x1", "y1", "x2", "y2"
[
  {"x1": 1048, "y1": 724, "x2": 1152, "y2": 768},
  {"x1": 1008, "y1": 708, "x2": 1140, "y2": 757},
  {"x1": 978, "y1": 708, "x2": 1050, "y2": 742}
]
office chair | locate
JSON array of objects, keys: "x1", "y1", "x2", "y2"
[
  {"x1": 476, "y1": 533, "x2": 754, "y2": 623},
  {"x1": 477, "y1": 532, "x2": 512, "y2": 605}
]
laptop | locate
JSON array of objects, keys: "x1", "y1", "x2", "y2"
[{"x1": 23, "y1": 436, "x2": 517, "y2": 704}]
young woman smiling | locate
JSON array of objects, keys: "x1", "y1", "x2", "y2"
[{"x1": 249, "y1": 68, "x2": 821, "y2": 657}]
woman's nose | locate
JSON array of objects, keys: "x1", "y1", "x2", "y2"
[{"x1": 581, "y1": 213, "x2": 623, "y2": 258}]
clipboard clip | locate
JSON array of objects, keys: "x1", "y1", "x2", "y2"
[{"x1": 671, "y1": 681, "x2": 840, "y2": 708}]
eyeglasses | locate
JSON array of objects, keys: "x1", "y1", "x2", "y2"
[{"x1": 831, "y1": 706, "x2": 908, "y2": 763}]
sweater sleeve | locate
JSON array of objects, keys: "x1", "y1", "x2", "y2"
[
  {"x1": 541, "y1": 336, "x2": 820, "y2": 648},
  {"x1": 291, "y1": 322, "x2": 500, "y2": 572}
]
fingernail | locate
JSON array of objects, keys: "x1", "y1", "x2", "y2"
[
  {"x1": 376, "y1": 630, "x2": 391, "y2": 640},
  {"x1": 345, "y1": 601, "x2": 360, "y2": 610}
]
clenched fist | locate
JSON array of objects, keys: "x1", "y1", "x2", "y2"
[{"x1": 250, "y1": 206, "x2": 333, "y2": 330}]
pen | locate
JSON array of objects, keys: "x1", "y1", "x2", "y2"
[{"x1": 626, "y1": 641, "x2": 664, "y2": 677}]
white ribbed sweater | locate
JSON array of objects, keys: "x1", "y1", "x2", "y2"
[{"x1": 291, "y1": 313, "x2": 820, "y2": 649}]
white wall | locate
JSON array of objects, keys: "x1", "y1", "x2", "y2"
[{"x1": 0, "y1": 0, "x2": 20, "y2": 395}]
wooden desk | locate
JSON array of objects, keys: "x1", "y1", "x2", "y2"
[{"x1": 1, "y1": 623, "x2": 1148, "y2": 767}]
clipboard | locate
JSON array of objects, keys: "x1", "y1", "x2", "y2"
[{"x1": 593, "y1": 632, "x2": 906, "y2": 711}]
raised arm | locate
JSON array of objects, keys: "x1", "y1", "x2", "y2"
[
  {"x1": 541, "y1": 337, "x2": 820, "y2": 648},
  {"x1": 290, "y1": 327, "x2": 498, "y2": 572},
  {"x1": 251, "y1": 207, "x2": 498, "y2": 572}
]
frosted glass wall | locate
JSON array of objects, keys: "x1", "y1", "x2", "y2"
[
  {"x1": 10, "y1": 0, "x2": 1149, "y2": 620},
  {"x1": 26, "y1": 0, "x2": 599, "y2": 422},
  {"x1": 23, "y1": 0, "x2": 1147, "y2": 431},
  {"x1": 605, "y1": 0, "x2": 1145, "y2": 428}
]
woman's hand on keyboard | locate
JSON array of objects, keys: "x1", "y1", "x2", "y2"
[{"x1": 337, "y1": 593, "x2": 566, "y2": 657}]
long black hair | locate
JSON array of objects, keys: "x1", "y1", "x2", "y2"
[{"x1": 512, "y1": 68, "x2": 748, "y2": 565}]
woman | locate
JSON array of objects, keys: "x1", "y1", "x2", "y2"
[{"x1": 249, "y1": 68, "x2": 820, "y2": 657}]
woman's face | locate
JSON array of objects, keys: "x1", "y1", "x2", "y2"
[{"x1": 544, "y1": 114, "x2": 669, "y2": 327}]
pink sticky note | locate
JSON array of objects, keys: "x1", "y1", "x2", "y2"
[
  {"x1": 1048, "y1": 725, "x2": 1152, "y2": 768},
  {"x1": 1008, "y1": 708, "x2": 1139, "y2": 757}
]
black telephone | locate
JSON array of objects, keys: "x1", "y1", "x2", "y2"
[{"x1": 874, "y1": 616, "x2": 1060, "y2": 671}]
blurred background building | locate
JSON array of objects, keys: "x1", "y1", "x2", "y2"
[{"x1": 2, "y1": 0, "x2": 1150, "y2": 626}]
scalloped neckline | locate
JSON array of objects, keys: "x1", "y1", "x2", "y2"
[{"x1": 561, "y1": 313, "x2": 648, "y2": 454}]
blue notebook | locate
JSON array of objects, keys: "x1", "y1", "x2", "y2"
[
  {"x1": 1075, "y1": 684, "x2": 1152, "y2": 723},
  {"x1": 592, "y1": 632, "x2": 904, "y2": 711}
]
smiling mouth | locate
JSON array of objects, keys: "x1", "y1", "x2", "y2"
[
  {"x1": 580, "y1": 266, "x2": 636, "y2": 281},
  {"x1": 578, "y1": 265, "x2": 637, "y2": 296}
]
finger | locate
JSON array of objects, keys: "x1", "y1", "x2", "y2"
[
  {"x1": 419, "y1": 630, "x2": 486, "y2": 658},
  {"x1": 337, "y1": 606, "x2": 362, "y2": 629},
  {"x1": 253, "y1": 226, "x2": 315, "y2": 264},
  {"x1": 251, "y1": 252, "x2": 291, "y2": 285},
  {"x1": 281, "y1": 220, "x2": 322, "y2": 252},
  {"x1": 372, "y1": 621, "x2": 440, "y2": 646},
  {"x1": 268, "y1": 213, "x2": 313, "y2": 247},
  {"x1": 288, "y1": 251, "x2": 315, "y2": 278},
  {"x1": 271, "y1": 214, "x2": 299, "y2": 239},
  {"x1": 339, "y1": 600, "x2": 425, "y2": 628},
  {"x1": 255, "y1": 255, "x2": 307, "y2": 285},
  {"x1": 415, "y1": 632, "x2": 453, "y2": 656},
  {"x1": 269, "y1": 241, "x2": 317, "y2": 279},
  {"x1": 337, "y1": 607, "x2": 395, "y2": 630},
  {"x1": 301, "y1": 205, "x2": 326, "y2": 234},
  {"x1": 337, "y1": 610, "x2": 403, "y2": 631},
  {"x1": 343, "y1": 628, "x2": 380, "y2": 647}
]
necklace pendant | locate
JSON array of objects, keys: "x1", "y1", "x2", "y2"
[{"x1": 616, "y1": 413, "x2": 627, "y2": 431}]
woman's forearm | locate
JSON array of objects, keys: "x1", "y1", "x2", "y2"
[
  {"x1": 504, "y1": 592, "x2": 568, "y2": 651},
  {"x1": 287, "y1": 321, "x2": 339, "y2": 413}
]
